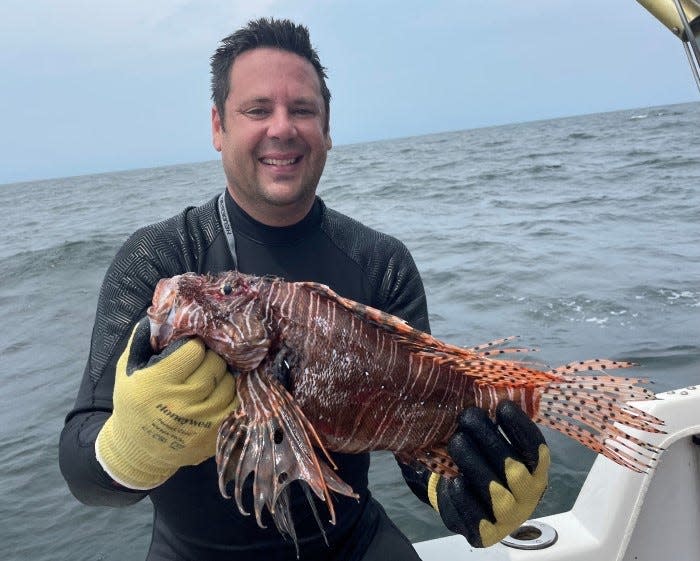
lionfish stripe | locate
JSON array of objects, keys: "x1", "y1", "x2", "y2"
[
  {"x1": 416, "y1": 357, "x2": 443, "y2": 405},
  {"x1": 362, "y1": 351, "x2": 408, "y2": 448},
  {"x1": 306, "y1": 290, "x2": 320, "y2": 354},
  {"x1": 335, "y1": 384, "x2": 385, "y2": 452},
  {"x1": 384, "y1": 355, "x2": 422, "y2": 450},
  {"x1": 420, "y1": 365, "x2": 459, "y2": 446},
  {"x1": 371, "y1": 394, "x2": 405, "y2": 449}
]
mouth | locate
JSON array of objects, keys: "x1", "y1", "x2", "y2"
[
  {"x1": 149, "y1": 318, "x2": 174, "y2": 352},
  {"x1": 259, "y1": 155, "x2": 303, "y2": 167},
  {"x1": 147, "y1": 278, "x2": 179, "y2": 350},
  {"x1": 148, "y1": 299, "x2": 178, "y2": 350}
]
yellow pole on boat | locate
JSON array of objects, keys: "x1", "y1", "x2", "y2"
[
  {"x1": 637, "y1": 0, "x2": 700, "y2": 40},
  {"x1": 636, "y1": 0, "x2": 700, "y2": 91}
]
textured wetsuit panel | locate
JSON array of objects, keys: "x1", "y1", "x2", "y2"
[
  {"x1": 321, "y1": 207, "x2": 430, "y2": 332},
  {"x1": 85, "y1": 198, "x2": 220, "y2": 387}
]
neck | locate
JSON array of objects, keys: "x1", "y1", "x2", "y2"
[{"x1": 226, "y1": 187, "x2": 315, "y2": 227}]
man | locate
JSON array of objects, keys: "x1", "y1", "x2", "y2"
[{"x1": 59, "y1": 17, "x2": 550, "y2": 561}]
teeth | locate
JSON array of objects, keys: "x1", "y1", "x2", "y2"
[{"x1": 261, "y1": 157, "x2": 298, "y2": 165}]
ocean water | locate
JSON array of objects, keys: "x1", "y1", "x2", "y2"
[{"x1": 2, "y1": 102, "x2": 699, "y2": 560}]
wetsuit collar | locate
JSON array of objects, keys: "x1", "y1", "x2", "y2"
[{"x1": 223, "y1": 190, "x2": 323, "y2": 245}]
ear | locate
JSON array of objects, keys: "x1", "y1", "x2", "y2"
[
  {"x1": 212, "y1": 106, "x2": 223, "y2": 152},
  {"x1": 323, "y1": 106, "x2": 332, "y2": 150}
]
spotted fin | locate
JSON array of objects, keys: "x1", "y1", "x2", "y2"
[
  {"x1": 397, "y1": 447, "x2": 460, "y2": 478},
  {"x1": 537, "y1": 360, "x2": 664, "y2": 473},
  {"x1": 466, "y1": 356, "x2": 665, "y2": 473}
]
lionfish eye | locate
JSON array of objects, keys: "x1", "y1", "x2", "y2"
[{"x1": 221, "y1": 283, "x2": 233, "y2": 295}]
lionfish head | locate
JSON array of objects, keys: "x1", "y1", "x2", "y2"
[{"x1": 147, "y1": 271, "x2": 258, "y2": 351}]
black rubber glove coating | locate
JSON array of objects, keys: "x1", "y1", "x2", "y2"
[{"x1": 437, "y1": 400, "x2": 549, "y2": 547}]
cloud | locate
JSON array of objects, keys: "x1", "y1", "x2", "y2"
[
  {"x1": 2, "y1": 0, "x2": 311, "y2": 54},
  {"x1": 1, "y1": 0, "x2": 696, "y2": 184}
]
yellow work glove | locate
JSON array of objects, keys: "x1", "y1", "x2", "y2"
[
  {"x1": 95, "y1": 318, "x2": 238, "y2": 490},
  {"x1": 428, "y1": 401, "x2": 550, "y2": 547}
]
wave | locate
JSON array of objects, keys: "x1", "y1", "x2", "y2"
[
  {"x1": 483, "y1": 285, "x2": 700, "y2": 330},
  {"x1": 616, "y1": 157, "x2": 681, "y2": 170},
  {"x1": 630, "y1": 285, "x2": 700, "y2": 307},
  {"x1": 0, "y1": 237, "x2": 124, "y2": 287},
  {"x1": 526, "y1": 162, "x2": 565, "y2": 173}
]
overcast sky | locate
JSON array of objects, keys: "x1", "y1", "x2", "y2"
[{"x1": 1, "y1": 0, "x2": 697, "y2": 184}]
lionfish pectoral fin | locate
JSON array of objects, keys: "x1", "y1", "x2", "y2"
[
  {"x1": 301, "y1": 481, "x2": 329, "y2": 547},
  {"x1": 216, "y1": 407, "x2": 247, "y2": 502},
  {"x1": 215, "y1": 367, "x2": 357, "y2": 548}
]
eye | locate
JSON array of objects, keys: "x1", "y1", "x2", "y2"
[
  {"x1": 293, "y1": 108, "x2": 315, "y2": 116},
  {"x1": 243, "y1": 107, "x2": 270, "y2": 119},
  {"x1": 221, "y1": 283, "x2": 233, "y2": 295}
]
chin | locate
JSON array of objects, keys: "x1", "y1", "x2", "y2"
[{"x1": 262, "y1": 185, "x2": 315, "y2": 207}]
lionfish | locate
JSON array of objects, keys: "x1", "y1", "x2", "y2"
[{"x1": 148, "y1": 271, "x2": 664, "y2": 546}]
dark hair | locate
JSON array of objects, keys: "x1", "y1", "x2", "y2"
[{"x1": 210, "y1": 17, "x2": 331, "y2": 132}]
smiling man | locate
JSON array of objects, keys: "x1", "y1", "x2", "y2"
[
  {"x1": 212, "y1": 46, "x2": 332, "y2": 226},
  {"x1": 59, "y1": 17, "x2": 549, "y2": 561}
]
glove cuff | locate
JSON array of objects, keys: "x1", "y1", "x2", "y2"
[
  {"x1": 95, "y1": 416, "x2": 175, "y2": 490},
  {"x1": 427, "y1": 472, "x2": 441, "y2": 512}
]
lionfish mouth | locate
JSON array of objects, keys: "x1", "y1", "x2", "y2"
[{"x1": 148, "y1": 278, "x2": 179, "y2": 351}]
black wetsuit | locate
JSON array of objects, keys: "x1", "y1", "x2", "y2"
[{"x1": 59, "y1": 191, "x2": 431, "y2": 561}]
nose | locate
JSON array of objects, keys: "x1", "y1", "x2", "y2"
[{"x1": 266, "y1": 107, "x2": 297, "y2": 141}]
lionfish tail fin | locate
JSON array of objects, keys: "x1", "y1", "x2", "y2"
[
  {"x1": 458, "y1": 351, "x2": 665, "y2": 473},
  {"x1": 537, "y1": 360, "x2": 665, "y2": 473},
  {"x1": 215, "y1": 368, "x2": 358, "y2": 547}
]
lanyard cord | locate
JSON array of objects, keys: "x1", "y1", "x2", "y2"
[{"x1": 217, "y1": 191, "x2": 238, "y2": 270}]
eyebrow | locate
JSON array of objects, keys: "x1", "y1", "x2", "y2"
[{"x1": 240, "y1": 96, "x2": 320, "y2": 106}]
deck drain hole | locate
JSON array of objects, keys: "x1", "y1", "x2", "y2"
[{"x1": 501, "y1": 520, "x2": 558, "y2": 550}]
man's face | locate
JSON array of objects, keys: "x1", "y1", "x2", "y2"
[{"x1": 212, "y1": 47, "x2": 332, "y2": 226}]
